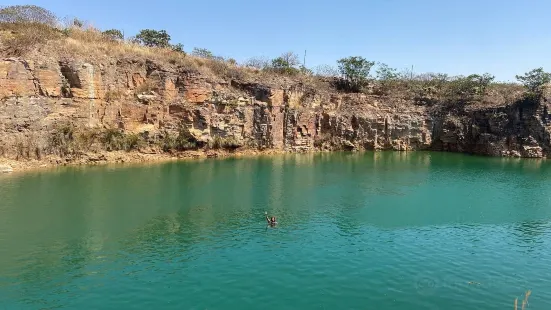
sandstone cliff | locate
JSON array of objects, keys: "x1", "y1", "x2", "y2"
[{"x1": 1, "y1": 52, "x2": 550, "y2": 169}]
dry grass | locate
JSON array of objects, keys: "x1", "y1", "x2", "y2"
[
  {"x1": 0, "y1": 22, "x2": 62, "y2": 56},
  {"x1": 0, "y1": 20, "x2": 527, "y2": 109}
]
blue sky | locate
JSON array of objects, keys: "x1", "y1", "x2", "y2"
[{"x1": 9, "y1": 0, "x2": 551, "y2": 81}]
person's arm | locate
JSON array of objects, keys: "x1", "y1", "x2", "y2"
[{"x1": 265, "y1": 212, "x2": 270, "y2": 223}]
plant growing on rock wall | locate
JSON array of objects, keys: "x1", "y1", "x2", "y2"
[
  {"x1": 174, "y1": 126, "x2": 198, "y2": 151},
  {"x1": 516, "y1": 68, "x2": 551, "y2": 93},
  {"x1": 337, "y1": 56, "x2": 375, "y2": 92},
  {"x1": 48, "y1": 123, "x2": 75, "y2": 156},
  {"x1": 135, "y1": 29, "x2": 171, "y2": 48},
  {"x1": 101, "y1": 129, "x2": 144, "y2": 151}
]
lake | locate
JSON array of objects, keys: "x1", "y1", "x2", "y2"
[{"x1": 1, "y1": 152, "x2": 550, "y2": 309}]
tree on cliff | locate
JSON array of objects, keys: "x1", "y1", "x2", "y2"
[
  {"x1": 337, "y1": 56, "x2": 375, "y2": 92},
  {"x1": 0, "y1": 5, "x2": 57, "y2": 26},
  {"x1": 516, "y1": 68, "x2": 551, "y2": 93},
  {"x1": 171, "y1": 43, "x2": 185, "y2": 54},
  {"x1": 135, "y1": 29, "x2": 171, "y2": 48},
  {"x1": 192, "y1": 47, "x2": 214, "y2": 58},
  {"x1": 376, "y1": 63, "x2": 399, "y2": 82},
  {"x1": 269, "y1": 52, "x2": 301, "y2": 75},
  {"x1": 103, "y1": 29, "x2": 124, "y2": 40},
  {"x1": 469, "y1": 73, "x2": 494, "y2": 95}
]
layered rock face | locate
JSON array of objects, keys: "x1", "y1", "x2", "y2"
[{"x1": 1, "y1": 57, "x2": 550, "y2": 161}]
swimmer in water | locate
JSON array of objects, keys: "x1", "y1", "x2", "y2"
[{"x1": 265, "y1": 212, "x2": 277, "y2": 226}]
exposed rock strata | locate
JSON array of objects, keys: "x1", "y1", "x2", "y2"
[{"x1": 1, "y1": 57, "x2": 550, "y2": 168}]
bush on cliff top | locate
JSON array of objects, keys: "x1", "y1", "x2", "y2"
[
  {"x1": 103, "y1": 29, "x2": 123, "y2": 40},
  {"x1": 134, "y1": 29, "x2": 170, "y2": 48},
  {"x1": 516, "y1": 68, "x2": 551, "y2": 93},
  {"x1": 337, "y1": 56, "x2": 375, "y2": 92}
]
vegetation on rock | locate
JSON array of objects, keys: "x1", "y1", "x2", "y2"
[
  {"x1": 102, "y1": 29, "x2": 124, "y2": 41},
  {"x1": 516, "y1": 68, "x2": 551, "y2": 94},
  {"x1": 1, "y1": 4, "x2": 551, "y2": 165},
  {"x1": 134, "y1": 29, "x2": 171, "y2": 48},
  {"x1": 337, "y1": 56, "x2": 375, "y2": 92}
]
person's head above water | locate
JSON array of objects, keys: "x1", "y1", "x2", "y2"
[{"x1": 271, "y1": 216, "x2": 276, "y2": 222}]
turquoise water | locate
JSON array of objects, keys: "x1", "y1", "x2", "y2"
[{"x1": 1, "y1": 152, "x2": 551, "y2": 309}]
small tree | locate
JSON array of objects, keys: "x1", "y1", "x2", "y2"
[
  {"x1": 0, "y1": 5, "x2": 57, "y2": 26},
  {"x1": 376, "y1": 63, "x2": 399, "y2": 81},
  {"x1": 135, "y1": 29, "x2": 171, "y2": 48},
  {"x1": 192, "y1": 47, "x2": 214, "y2": 58},
  {"x1": 337, "y1": 56, "x2": 375, "y2": 92},
  {"x1": 469, "y1": 73, "x2": 494, "y2": 95},
  {"x1": 103, "y1": 29, "x2": 124, "y2": 40},
  {"x1": 374, "y1": 63, "x2": 399, "y2": 94},
  {"x1": 244, "y1": 56, "x2": 269, "y2": 69},
  {"x1": 270, "y1": 56, "x2": 298, "y2": 75},
  {"x1": 268, "y1": 52, "x2": 300, "y2": 75},
  {"x1": 516, "y1": 68, "x2": 551, "y2": 93},
  {"x1": 279, "y1": 51, "x2": 300, "y2": 67},
  {"x1": 171, "y1": 43, "x2": 185, "y2": 54}
]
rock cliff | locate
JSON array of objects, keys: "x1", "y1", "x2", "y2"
[{"x1": 1, "y1": 55, "x2": 550, "y2": 169}]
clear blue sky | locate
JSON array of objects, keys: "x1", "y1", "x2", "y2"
[{"x1": 10, "y1": 0, "x2": 551, "y2": 81}]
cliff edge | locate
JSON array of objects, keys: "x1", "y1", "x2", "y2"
[{"x1": 1, "y1": 16, "x2": 551, "y2": 170}]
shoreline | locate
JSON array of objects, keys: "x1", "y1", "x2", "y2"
[
  {"x1": 0, "y1": 148, "x2": 292, "y2": 175},
  {"x1": 1, "y1": 148, "x2": 548, "y2": 176}
]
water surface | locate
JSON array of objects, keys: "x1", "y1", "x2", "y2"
[{"x1": 1, "y1": 152, "x2": 550, "y2": 309}]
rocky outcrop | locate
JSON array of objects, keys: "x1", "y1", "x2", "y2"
[{"x1": 1, "y1": 56, "x2": 551, "y2": 165}]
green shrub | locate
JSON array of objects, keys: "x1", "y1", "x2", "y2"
[
  {"x1": 48, "y1": 123, "x2": 75, "y2": 156},
  {"x1": 268, "y1": 52, "x2": 301, "y2": 75},
  {"x1": 135, "y1": 29, "x2": 170, "y2": 47},
  {"x1": 374, "y1": 63, "x2": 399, "y2": 94},
  {"x1": 337, "y1": 56, "x2": 375, "y2": 92},
  {"x1": 192, "y1": 47, "x2": 214, "y2": 58},
  {"x1": 516, "y1": 68, "x2": 551, "y2": 93},
  {"x1": 174, "y1": 126, "x2": 198, "y2": 151},
  {"x1": 100, "y1": 129, "x2": 144, "y2": 151},
  {"x1": 171, "y1": 43, "x2": 185, "y2": 54},
  {"x1": 160, "y1": 132, "x2": 176, "y2": 152},
  {"x1": 103, "y1": 29, "x2": 123, "y2": 40}
]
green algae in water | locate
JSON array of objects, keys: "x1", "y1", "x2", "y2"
[{"x1": 0, "y1": 152, "x2": 550, "y2": 309}]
